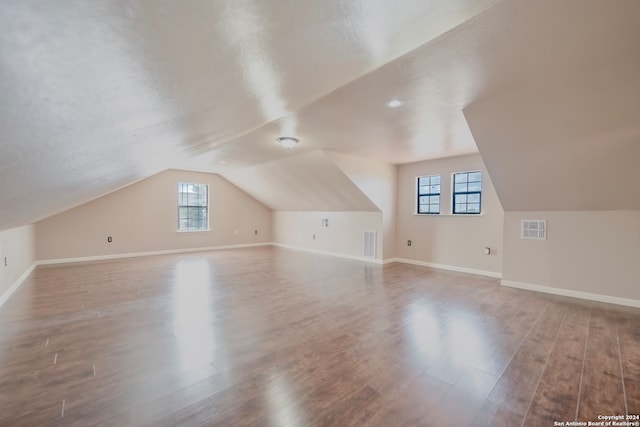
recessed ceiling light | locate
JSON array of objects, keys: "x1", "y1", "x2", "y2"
[
  {"x1": 277, "y1": 136, "x2": 299, "y2": 149},
  {"x1": 386, "y1": 99, "x2": 405, "y2": 108}
]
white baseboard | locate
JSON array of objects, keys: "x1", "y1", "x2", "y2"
[
  {"x1": 37, "y1": 243, "x2": 271, "y2": 266},
  {"x1": 0, "y1": 263, "x2": 37, "y2": 308},
  {"x1": 393, "y1": 257, "x2": 502, "y2": 279},
  {"x1": 270, "y1": 243, "x2": 383, "y2": 264},
  {"x1": 9, "y1": 249, "x2": 638, "y2": 310},
  {"x1": 501, "y1": 279, "x2": 640, "y2": 308}
]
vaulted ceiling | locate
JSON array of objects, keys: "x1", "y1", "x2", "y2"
[
  {"x1": 464, "y1": 0, "x2": 640, "y2": 211},
  {"x1": 1, "y1": 0, "x2": 639, "y2": 231}
]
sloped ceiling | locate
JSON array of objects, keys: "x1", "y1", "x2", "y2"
[
  {"x1": 0, "y1": 0, "x2": 499, "y2": 230},
  {"x1": 1, "y1": 0, "x2": 639, "y2": 231},
  {"x1": 224, "y1": 150, "x2": 379, "y2": 212},
  {"x1": 464, "y1": 0, "x2": 640, "y2": 211},
  {"x1": 466, "y1": 65, "x2": 640, "y2": 211}
]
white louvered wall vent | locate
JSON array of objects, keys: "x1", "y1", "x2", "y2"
[
  {"x1": 521, "y1": 220, "x2": 547, "y2": 240},
  {"x1": 363, "y1": 231, "x2": 377, "y2": 258}
]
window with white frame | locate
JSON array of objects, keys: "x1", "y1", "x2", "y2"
[
  {"x1": 178, "y1": 182, "x2": 209, "y2": 231},
  {"x1": 453, "y1": 171, "x2": 482, "y2": 214},
  {"x1": 417, "y1": 175, "x2": 441, "y2": 214}
]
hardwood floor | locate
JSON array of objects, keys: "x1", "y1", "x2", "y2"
[{"x1": 0, "y1": 246, "x2": 638, "y2": 426}]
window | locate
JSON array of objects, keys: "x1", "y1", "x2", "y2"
[
  {"x1": 453, "y1": 171, "x2": 482, "y2": 214},
  {"x1": 178, "y1": 182, "x2": 209, "y2": 231},
  {"x1": 417, "y1": 175, "x2": 441, "y2": 214}
]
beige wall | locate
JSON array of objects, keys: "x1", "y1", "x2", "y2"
[
  {"x1": 326, "y1": 151, "x2": 397, "y2": 259},
  {"x1": 0, "y1": 224, "x2": 35, "y2": 300},
  {"x1": 272, "y1": 211, "x2": 384, "y2": 261},
  {"x1": 396, "y1": 153, "x2": 504, "y2": 276},
  {"x1": 36, "y1": 170, "x2": 271, "y2": 261},
  {"x1": 503, "y1": 211, "x2": 640, "y2": 301}
]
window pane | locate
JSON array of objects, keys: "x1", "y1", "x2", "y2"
[
  {"x1": 197, "y1": 191, "x2": 207, "y2": 206},
  {"x1": 468, "y1": 172, "x2": 482, "y2": 182},
  {"x1": 455, "y1": 194, "x2": 467, "y2": 204},
  {"x1": 467, "y1": 204, "x2": 480, "y2": 213},
  {"x1": 430, "y1": 195, "x2": 440, "y2": 204},
  {"x1": 419, "y1": 196, "x2": 429, "y2": 204},
  {"x1": 418, "y1": 176, "x2": 440, "y2": 194},
  {"x1": 178, "y1": 206, "x2": 188, "y2": 219},
  {"x1": 468, "y1": 193, "x2": 480, "y2": 203},
  {"x1": 429, "y1": 204, "x2": 440, "y2": 213},
  {"x1": 468, "y1": 181, "x2": 482, "y2": 192},
  {"x1": 454, "y1": 173, "x2": 467, "y2": 183},
  {"x1": 418, "y1": 205, "x2": 428, "y2": 213},
  {"x1": 454, "y1": 183, "x2": 467, "y2": 193},
  {"x1": 455, "y1": 204, "x2": 466, "y2": 213}
]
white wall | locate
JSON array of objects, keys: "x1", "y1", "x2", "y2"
[
  {"x1": 223, "y1": 150, "x2": 379, "y2": 212},
  {"x1": 36, "y1": 170, "x2": 271, "y2": 261},
  {"x1": 503, "y1": 211, "x2": 640, "y2": 303},
  {"x1": 466, "y1": 62, "x2": 640, "y2": 212},
  {"x1": 0, "y1": 225, "x2": 36, "y2": 304},
  {"x1": 396, "y1": 153, "x2": 504, "y2": 276},
  {"x1": 272, "y1": 211, "x2": 383, "y2": 261},
  {"x1": 326, "y1": 151, "x2": 397, "y2": 260}
]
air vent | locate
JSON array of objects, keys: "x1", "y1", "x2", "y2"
[
  {"x1": 521, "y1": 220, "x2": 546, "y2": 240},
  {"x1": 363, "y1": 231, "x2": 377, "y2": 258}
]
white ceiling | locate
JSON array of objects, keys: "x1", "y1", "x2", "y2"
[
  {"x1": 465, "y1": 0, "x2": 640, "y2": 211},
  {"x1": 224, "y1": 150, "x2": 380, "y2": 212},
  {"x1": 1, "y1": 0, "x2": 639, "y2": 230}
]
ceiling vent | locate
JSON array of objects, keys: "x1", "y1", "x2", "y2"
[{"x1": 521, "y1": 220, "x2": 546, "y2": 240}]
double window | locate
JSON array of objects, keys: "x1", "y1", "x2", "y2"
[
  {"x1": 178, "y1": 182, "x2": 209, "y2": 231},
  {"x1": 416, "y1": 171, "x2": 483, "y2": 215},
  {"x1": 453, "y1": 171, "x2": 482, "y2": 214}
]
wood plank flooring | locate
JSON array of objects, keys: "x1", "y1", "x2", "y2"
[{"x1": 0, "y1": 246, "x2": 638, "y2": 426}]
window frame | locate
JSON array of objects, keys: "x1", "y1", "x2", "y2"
[
  {"x1": 177, "y1": 182, "x2": 209, "y2": 232},
  {"x1": 416, "y1": 175, "x2": 441, "y2": 215},
  {"x1": 452, "y1": 171, "x2": 483, "y2": 215}
]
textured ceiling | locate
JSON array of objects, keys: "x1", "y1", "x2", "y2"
[
  {"x1": 1, "y1": 0, "x2": 639, "y2": 230},
  {"x1": 0, "y1": 0, "x2": 499, "y2": 230}
]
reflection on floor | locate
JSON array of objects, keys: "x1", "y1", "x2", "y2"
[{"x1": 0, "y1": 246, "x2": 638, "y2": 426}]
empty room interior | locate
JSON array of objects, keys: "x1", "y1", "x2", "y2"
[{"x1": 1, "y1": 1, "x2": 639, "y2": 426}]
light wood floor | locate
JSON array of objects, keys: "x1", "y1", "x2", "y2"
[{"x1": 0, "y1": 246, "x2": 638, "y2": 426}]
